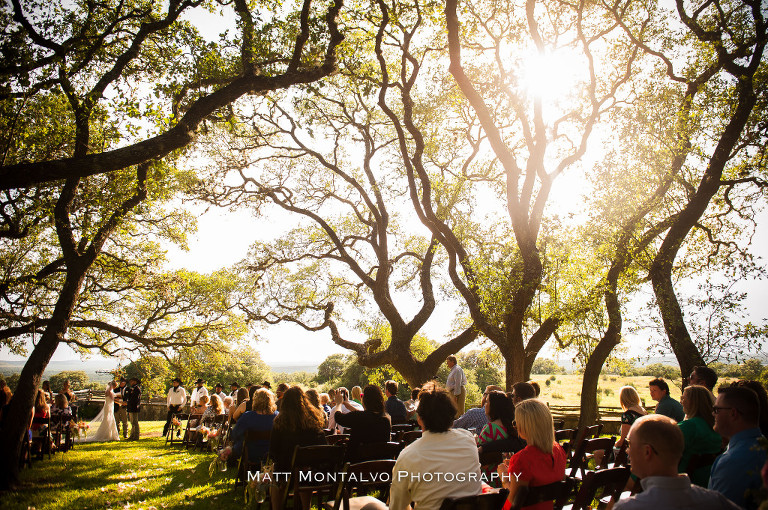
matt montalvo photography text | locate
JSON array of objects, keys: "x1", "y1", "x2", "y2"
[{"x1": 247, "y1": 470, "x2": 519, "y2": 484}]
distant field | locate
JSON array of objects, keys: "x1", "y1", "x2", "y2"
[{"x1": 525, "y1": 374, "x2": 737, "y2": 408}]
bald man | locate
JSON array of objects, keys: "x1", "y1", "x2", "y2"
[{"x1": 613, "y1": 415, "x2": 739, "y2": 509}]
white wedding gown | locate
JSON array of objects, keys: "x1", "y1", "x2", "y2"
[{"x1": 86, "y1": 386, "x2": 120, "y2": 442}]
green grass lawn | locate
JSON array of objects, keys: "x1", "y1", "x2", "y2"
[{"x1": 3, "y1": 421, "x2": 246, "y2": 510}]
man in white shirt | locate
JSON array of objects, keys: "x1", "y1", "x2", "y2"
[
  {"x1": 190, "y1": 378, "x2": 208, "y2": 406},
  {"x1": 328, "y1": 387, "x2": 363, "y2": 432},
  {"x1": 214, "y1": 383, "x2": 227, "y2": 402},
  {"x1": 389, "y1": 383, "x2": 482, "y2": 510},
  {"x1": 445, "y1": 355, "x2": 467, "y2": 418},
  {"x1": 164, "y1": 377, "x2": 187, "y2": 436},
  {"x1": 613, "y1": 414, "x2": 740, "y2": 510}
]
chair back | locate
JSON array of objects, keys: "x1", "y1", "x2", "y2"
[
  {"x1": 331, "y1": 460, "x2": 396, "y2": 510},
  {"x1": 327, "y1": 434, "x2": 350, "y2": 445},
  {"x1": 613, "y1": 440, "x2": 629, "y2": 467},
  {"x1": 686, "y1": 451, "x2": 722, "y2": 478},
  {"x1": 570, "y1": 467, "x2": 631, "y2": 510},
  {"x1": 509, "y1": 478, "x2": 575, "y2": 510},
  {"x1": 350, "y1": 441, "x2": 403, "y2": 463},
  {"x1": 391, "y1": 423, "x2": 416, "y2": 440},
  {"x1": 568, "y1": 436, "x2": 615, "y2": 478},
  {"x1": 439, "y1": 491, "x2": 508, "y2": 510},
  {"x1": 281, "y1": 444, "x2": 346, "y2": 508},
  {"x1": 234, "y1": 429, "x2": 272, "y2": 489},
  {"x1": 553, "y1": 420, "x2": 565, "y2": 430},
  {"x1": 401, "y1": 430, "x2": 422, "y2": 445}
]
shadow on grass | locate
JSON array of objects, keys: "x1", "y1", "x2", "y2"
[{"x1": 2, "y1": 435, "x2": 248, "y2": 510}]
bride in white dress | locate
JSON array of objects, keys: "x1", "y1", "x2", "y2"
[{"x1": 86, "y1": 381, "x2": 120, "y2": 442}]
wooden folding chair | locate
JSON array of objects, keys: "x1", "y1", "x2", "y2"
[
  {"x1": 509, "y1": 478, "x2": 575, "y2": 510},
  {"x1": 555, "y1": 429, "x2": 577, "y2": 457},
  {"x1": 567, "y1": 424, "x2": 603, "y2": 461},
  {"x1": 31, "y1": 416, "x2": 52, "y2": 460},
  {"x1": 181, "y1": 413, "x2": 202, "y2": 448},
  {"x1": 327, "y1": 434, "x2": 350, "y2": 446},
  {"x1": 278, "y1": 444, "x2": 346, "y2": 510},
  {"x1": 568, "y1": 436, "x2": 615, "y2": 479},
  {"x1": 391, "y1": 423, "x2": 416, "y2": 441},
  {"x1": 349, "y1": 441, "x2": 403, "y2": 463},
  {"x1": 401, "y1": 430, "x2": 422, "y2": 445},
  {"x1": 569, "y1": 466, "x2": 631, "y2": 510},
  {"x1": 235, "y1": 429, "x2": 272, "y2": 490},
  {"x1": 165, "y1": 412, "x2": 189, "y2": 446},
  {"x1": 553, "y1": 419, "x2": 565, "y2": 430},
  {"x1": 324, "y1": 459, "x2": 396, "y2": 510}
]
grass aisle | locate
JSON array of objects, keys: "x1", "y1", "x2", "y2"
[{"x1": 3, "y1": 421, "x2": 245, "y2": 510}]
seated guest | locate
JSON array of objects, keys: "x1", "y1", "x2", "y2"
[
  {"x1": 649, "y1": 378, "x2": 684, "y2": 422},
  {"x1": 350, "y1": 386, "x2": 363, "y2": 406},
  {"x1": 328, "y1": 387, "x2": 362, "y2": 432},
  {"x1": 617, "y1": 386, "x2": 647, "y2": 448},
  {"x1": 231, "y1": 387, "x2": 250, "y2": 422},
  {"x1": 405, "y1": 388, "x2": 421, "y2": 420},
  {"x1": 231, "y1": 388, "x2": 277, "y2": 463},
  {"x1": 688, "y1": 365, "x2": 718, "y2": 392},
  {"x1": 275, "y1": 383, "x2": 290, "y2": 412},
  {"x1": 60, "y1": 379, "x2": 77, "y2": 419},
  {"x1": 305, "y1": 389, "x2": 328, "y2": 428},
  {"x1": 499, "y1": 398, "x2": 566, "y2": 510},
  {"x1": 319, "y1": 393, "x2": 332, "y2": 416},
  {"x1": 30, "y1": 389, "x2": 50, "y2": 454},
  {"x1": 614, "y1": 414, "x2": 740, "y2": 509},
  {"x1": 385, "y1": 380, "x2": 408, "y2": 424},
  {"x1": 223, "y1": 395, "x2": 234, "y2": 414},
  {"x1": 189, "y1": 394, "x2": 209, "y2": 427},
  {"x1": 51, "y1": 393, "x2": 73, "y2": 421},
  {"x1": 268, "y1": 386, "x2": 327, "y2": 510},
  {"x1": 526, "y1": 380, "x2": 541, "y2": 397},
  {"x1": 389, "y1": 383, "x2": 482, "y2": 510},
  {"x1": 709, "y1": 386, "x2": 768, "y2": 510},
  {"x1": 730, "y1": 379, "x2": 768, "y2": 438},
  {"x1": 510, "y1": 381, "x2": 537, "y2": 407},
  {"x1": 334, "y1": 385, "x2": 391, "y2": 458},
  {"x1": 454, "y1": 385, "x2": 502, "y2": 431},
  {"x1": 477, "y1": 391, "x2": 517, "y2": 487},
  {"x1": 678, "y1": 385, "x2": 721, "y2": 486},
  {"x1": 41, "y1": 381, "x2": 53, "y2": 404}
]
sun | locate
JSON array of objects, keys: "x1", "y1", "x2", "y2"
[{"x1": 517, "y1": 47, "x2": 587, "y2": 105}]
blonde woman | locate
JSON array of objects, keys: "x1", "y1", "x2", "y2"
[
  {"x1": 678, "y1": 385, "x2": 721, "y2": 486},
  {"x1": 498, "y1": 399, "x2": 566, "y2": 510},
  {"x1": 617, "y1": 386, "x2": 647, "y2": 448},
  {"x1": 230, "y1": 388, "x2": 277, "y2": 463},
  {"x1": 351, "y1": 386, "x2": 363, "y2": 406}
]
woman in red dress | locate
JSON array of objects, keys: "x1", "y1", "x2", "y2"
[{"x1": 499, "y1": 399, "x2": 566, "y2": 510}]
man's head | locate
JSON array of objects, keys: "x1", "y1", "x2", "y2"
[
  {"x1": 482, "y1": 385, "x2": 504, "y2": 406},
  {"x1": 195, "y1": 378, "x2": 205, "y2": 388},
  {"x1": 446, "y1": 355, "x2": 457, "y2": 369},
  {"x1": 129, "y1": 377, "x2": 139, "y2": 385},
  {"x1": 627, "y1": 414, "x2": 684, "y2": 479},
  {"x1": 648, "y1": 378, "x2": 669, "y2": 402},
  {"x1": 385, "y1": 380, "x2": 398, "y2": 397},
  {"x1": 511, "y1": 382, "x2": 536, "y2": 406},
  {"x1": 276, "y1": 383, "x2": 290, "y2": 399},
  {"x1": 689, "y1": 366, "x2": 718, "y2": 391},
  {"x1": 230, "y1": 382, "x2": 239, "y2": 392},
  {"x1": 172, "y1": 377, "x2": 181, "y2": 388},
  {"x1": 119, "y1": 378, "x2": 127, "y2": 387},
  {"x1": 215, "y1": 383, "x2": 224, "y2": 392},
  {"x1": 416, "y1": 383, "x2": 457, "y2": 433},
  {"x1": 714, "y1": 385, "x2": 760, "y2": 439}
]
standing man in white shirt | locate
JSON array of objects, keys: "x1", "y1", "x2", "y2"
[
  {"x1": 214, "y1": 383, "x2": 227, "y2": 402},
  {"x1": 445, "y1": 355, "x2": 467, "y2": 418},
  {"x1": 164, "y1": 377, "x2": 188, "y2": 437},
  {"x1": 190, "y1": 378, "x2": 208, "y2": 406}
]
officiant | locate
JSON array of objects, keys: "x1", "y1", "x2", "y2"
[{"x1": 125, "y1": 377, "x2": 141, "y2": 441}]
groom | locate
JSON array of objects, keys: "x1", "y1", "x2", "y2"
[{"x1": 125, "y1": 377, "x2": 142, "y2": 441}]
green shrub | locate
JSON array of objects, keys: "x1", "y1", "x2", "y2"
[
  {"x1": 545, "y1": 379, "x2": 551, "y2": 387},
  {"x1": 549, "y1": 375, "x2": 557, "y2": 381},
  {"x1": 552, "y1": 392, "x2": 565, "y2": 399}
]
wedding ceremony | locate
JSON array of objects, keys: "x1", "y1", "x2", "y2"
[{"x1": 0, "y1": 0, "x2": 767, "y2": 509}]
